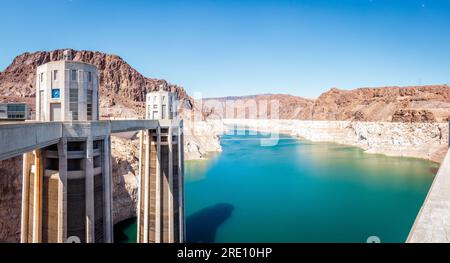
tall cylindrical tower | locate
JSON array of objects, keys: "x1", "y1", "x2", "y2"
[
  {"x1": 138, "y1": 89, "x2": 185, "y2": 243},
  {"x1": 21, "y1": 51, "x2": 113, "y2": 243}
]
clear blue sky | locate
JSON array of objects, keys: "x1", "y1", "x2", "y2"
[{"x1": 1, "y1": 0, "x2": 449, "y2": 98}]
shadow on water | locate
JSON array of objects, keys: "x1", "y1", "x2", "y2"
[
  {"x1": 187, "y1": 203, "x2": 234, "y2": 243},
  {"x1": 114, "y1": 217, "x2": 137, "y2": 243}
]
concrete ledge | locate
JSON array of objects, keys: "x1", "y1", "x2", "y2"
[
  {"x1": 62, "y1": 121, "x2": 111, "y2": 138},
  {"x1": 110, "y1": 120, "x2": 158, "y2": 133},
  {"x1": 0, "y1": 122, "x2": 62, "y2": 161},
  {"x1": 408, "y1": 148, "x2": 450, "y2": 243},
  {"x1": 0, "y1": 120, "x2": 162, "y2": 161}
]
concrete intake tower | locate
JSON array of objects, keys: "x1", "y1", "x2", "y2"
[
  {"x1": 21, "y1": 50, "x2": 112, "y2": 243},
  {"x1": 16, "y1": 50, "x2": 185, "y2": 243},
  {"x1": 137, "y1": 89, "x2": 185, "y2": 243}
]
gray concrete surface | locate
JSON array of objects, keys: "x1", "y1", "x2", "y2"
[
  {"x1": 408, "y1": 149, "x2": 450, "y2": 242},
  {"x1": 0, "y1": 120, "x2": 159, "y2": 161}
]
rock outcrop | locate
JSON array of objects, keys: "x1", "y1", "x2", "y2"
[
  {"x1": 311, "y1": 86, "x2": 450, "y2": 122},
  {"x1": 391, "y1": 109, "x2": 437, "y2": 123},
  {"x1": 0, "y1": 157, "x2": 22, "y2": 242}
]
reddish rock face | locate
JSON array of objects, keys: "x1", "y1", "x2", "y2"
[
  {"x1": 311, "y1": 86, "x2": 450, "y2": 122},
  {"x1": 392, "y1": 109, "x2": 437, "y2": 123},
  {"x1": 0, "y1": 157, "x2": 22, "y2": 242}
]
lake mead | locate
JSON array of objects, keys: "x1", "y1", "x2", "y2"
[{"x1": 114, "y1": 131, "x2": 438, "y2": 243}]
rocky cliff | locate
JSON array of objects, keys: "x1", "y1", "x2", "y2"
[
  {"x1": 0, "y1": 157, "x2": 22, "y2": 242},
  {"x1": 312, "y1": 86, "x2": 450, "y2": 122}
]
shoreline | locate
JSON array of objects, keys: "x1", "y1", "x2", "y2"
[
  {"x1": 221, "y1": 119, "x2": 449, "y2": 164},
  {"x1": 221, "y1": 125, "x2": 441, "y2": 164}
]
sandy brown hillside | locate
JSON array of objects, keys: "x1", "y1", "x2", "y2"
[
  {"x1": 206, "y1": 85, "x2": 450, "y2": 122},
  {"x1": 312, "y1": 85, "x2": 450, "y2": 122},
  {"x1": 0, "y1": 49, "x2": 192, "y2": 118}
]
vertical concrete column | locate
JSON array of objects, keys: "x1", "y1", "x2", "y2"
[
  {"x1": 178, "y1": 125, "x2": 185, "y2": 243},
  {"x1": 103, "y1": 136, "x2": 113, "y2": 243},
  {"x1": 20, "y1": 152, "x2": 31, "y2": 243},
  {"x1": 143, "y1": 130, "x2": 151, "y2": 243},
  {"x1": 180, "y1": 123, "x2": 186, "y2": 242},
  {"x1": 108, "y1": 136, "x2": 113, "y2": 242},
  {"x1": 57, "y1": 138, "x2": 68, "y2": 243},
  {"x1": 168, "y1": 125, "x2": 174, "y2": 242},
  {"x1": 32, "y1": 150, "x2": 43, "y2": 243},
  {"x1": 85, "y1": 137, "x2": 95, "y2": 243},
  {"x1": 155, "y1": 126, "x2": 161, "y2": 242},
  {"x1": 137, "y1": 130, "x2": 144, "y2": 241}
]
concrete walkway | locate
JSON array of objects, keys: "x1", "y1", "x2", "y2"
[
  {"x1": 408, "y1": 149, "x2": 450, "y2": 242},
  {"x1": 0, "y1": 120, "x2": 158, "y2": 161}
]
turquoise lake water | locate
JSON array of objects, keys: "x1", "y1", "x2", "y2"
[{"x1": 114, "y1": 131, "x2": 438, "y2": 243}]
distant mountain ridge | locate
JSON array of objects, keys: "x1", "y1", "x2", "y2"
[{"x1": 205, "y1": 85, "x2": 450, "y2": 122}]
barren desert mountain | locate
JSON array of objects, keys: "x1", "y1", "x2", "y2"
[
  {"x1": 312, "y1": 86, "x2": 450, "y2": 122},
  {"x1": 206, "y1": 85, "x2": 450, "y2": 122},
  {"x1": 0, "y1": 49, "x2": 192, "y2": 117}
]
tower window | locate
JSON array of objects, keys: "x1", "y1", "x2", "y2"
[
  {"x1": 87, "y1": 90, "x2": 93, "y2": 120},
  {"x1": 68, "y1": 159, "x2": 83, "y2": 171},
  {"x1": 88, "y1": 72, "x2": 92, "y2": 82},
  {"x1": 69, "y1": 89, "x2": 78, "y2": 120},
  {"x1": 6, "y1": 104, "x2": 26, "y2": 119},
  {"x1": 162, "y1": 105, "x2": 166, "y2": 119},
  {"x1": 53, "y1": 70, "x2": 58, "y2": 80},
  {"x1": 39, "y1": 90, "x2": 44, "y2": 120},
  {"x1": 71, "y1": 70, "x2": 77, "y2": 81},
  {"x1": 40, "y1": 73, "x2": 43, "y2": 82}
]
